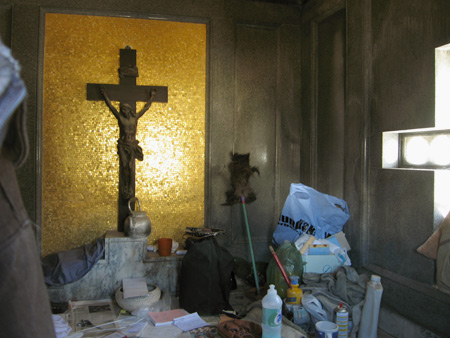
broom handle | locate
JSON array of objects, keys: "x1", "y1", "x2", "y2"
[
  {"x1": 241, "y1": 196, "x2": 260, "y2": 294},
  {"x1": 269, "y1": 246, "x2": 291, "y2": 286}
]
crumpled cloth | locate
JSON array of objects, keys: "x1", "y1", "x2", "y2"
[
  {"x1": 301, "y1": 266, "x2": 368, "y2": 338},
  {"x1": 42, "y1": 237, "x2": 105, "y2": 286}
]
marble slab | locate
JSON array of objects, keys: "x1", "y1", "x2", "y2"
[{"x1": 47, "y1": 231, "x2": 183, "y2": 303}]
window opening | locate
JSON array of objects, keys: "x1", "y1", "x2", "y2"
[{"x1": 382, "y1": 43, "x2": 450, "y2": 222}]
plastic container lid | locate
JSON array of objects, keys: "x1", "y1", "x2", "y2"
[
  {"x1": 268, "y1": 284, "x2": 277, "y2": 295},
  {"x1": 290, "y1": 275, "x2": 299, "y2": 286}
]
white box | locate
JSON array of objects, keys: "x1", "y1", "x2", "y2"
[{"x1": 302, "y1": 254, "x2": 342, "y2": 273}]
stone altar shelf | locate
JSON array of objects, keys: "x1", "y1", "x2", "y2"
[{"x1": 47, "y1": 231, "x2": 182, "y2": 303}]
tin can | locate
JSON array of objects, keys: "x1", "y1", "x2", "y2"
[{"x1": 334, "y1": 303, "x2": 348, "y2": 338}]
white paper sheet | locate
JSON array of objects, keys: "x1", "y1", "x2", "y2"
[
  {"x1": 123, "y1": 277, "x2": 148, "y2": 299},
  {"x1": 173, "y1": 312, "x2": 209, "y2": 332},
  {"x1": 139, "y1": 323, "x2": 185, "y2": 338}
]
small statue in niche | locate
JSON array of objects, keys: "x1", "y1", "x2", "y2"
[
  {"x1": 100, "y1": 86, "x2": 156, "y2": 199},
  {"x1": 223, "y1": 152, "x2": 260, "y2": 205}
]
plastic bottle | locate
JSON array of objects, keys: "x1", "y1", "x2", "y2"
[
  {"x1": 293, "y1": 305, "x2": 310, "y2": 332},
  {"x1": 358, "y1": 275, "x2": 383, "y2": 338},
  {"x1": 262, "y1": 284, "x2": 283, "y2": 338},
  {"x1": 285, "y1": 275, "x2": 303, "y2": 305}
]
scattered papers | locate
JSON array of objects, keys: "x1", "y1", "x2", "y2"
[
  {"x1": 173, "y1": 312, "x2": 209, "y2": 332},
  {"x1": 148, "y1": 309, "x2": 209, "y2": 332},
  {"x1": 148, "y1": 309, "x2": 189, "y2": 326},
  {"x1": 66, "y1": 298, "x2": 211, "y2": 338},
  {"x1": 100, "y1": 333, "x2": 127, "y2": 338},
  {"x1": 137, "y1": 323, "x2": 185, "y2": 338},
  {"x1": 123, "y1": 320, "x2": 147, "y2": 334},
  {"x1": 67, "y1": 299, "x2": 118, "y2": 337},
  {"x1": 114, "y1": 313, "x2": 147, "y2": 336},
  {"x1": 123, "y1": 277, "x2": 148, "y2": 299}
]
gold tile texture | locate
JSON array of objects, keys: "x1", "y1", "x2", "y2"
[{"x1": 42, "y1": 14, "x2": 206, "y2": 256}]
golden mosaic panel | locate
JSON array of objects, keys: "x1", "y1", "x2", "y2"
[{"x1": 42, "y1": 14, "x2": 206, "y2": 256}]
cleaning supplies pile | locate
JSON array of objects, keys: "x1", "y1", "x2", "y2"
[
  {"x1": 272, "y1": 183, "x2": 352, "y2": 274},
  {"x1": 265, "y1": 240, "x2": 382, "y2": 337},
  {"x1": 266, "y1": 183, "x2": 384, "y2": 337},
  {"x1": 295, "y1": 232, "x2": 352, "y2": 273},
  {"x1": 300, "y1": 270, "x2": 383, "y2": 338}
]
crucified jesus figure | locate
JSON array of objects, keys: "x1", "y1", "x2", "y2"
[{"x1": 100, "y1": 86, "x2": 156, "y2": 199}]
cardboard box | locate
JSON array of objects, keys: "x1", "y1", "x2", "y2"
[{"x1": 302, "y1": 254, "x2": 342, "y2": 273}]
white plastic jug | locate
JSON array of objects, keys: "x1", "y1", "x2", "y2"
[{"x1": 358, "y1": 275, "x2": 383, "y2": 338}]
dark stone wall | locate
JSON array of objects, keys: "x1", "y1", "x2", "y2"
[
  {"x1": 368, "y1": 0, "x2": 450, "y2": 335},
  {"x1": 0, "y1": 6, "x2": 11, "y2": 46},
  {"x1": 301, "y1": 0, "x2": 450, "y2": 335}
]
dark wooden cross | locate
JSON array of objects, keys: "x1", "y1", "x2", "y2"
[{"x1": 87, "y1": 46, "x2": 168, "y2": 232}]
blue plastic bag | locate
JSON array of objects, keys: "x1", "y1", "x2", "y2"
[{"x1": 272, "y1": 183, "x2": 350, "y2": 246}]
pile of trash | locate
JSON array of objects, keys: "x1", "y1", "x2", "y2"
[
  {"x1": 271, "y1": 183, "x2": 352, "y2": 276},
  {"x1": 264, "y1": 183, "x2": 382, "y2": 338}
]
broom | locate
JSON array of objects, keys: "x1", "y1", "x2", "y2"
[
  {"x1": 240, "y1": 195, "x2": 260, "y2": 294},
  {"x1": 224, "y1": 152, "x2": 260, "y2": 294}
]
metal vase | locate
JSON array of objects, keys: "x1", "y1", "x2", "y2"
[{"x1": 124, "y1": 197, "x2": 151, "y2": 238}]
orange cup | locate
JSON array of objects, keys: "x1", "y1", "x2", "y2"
[{"x1": 158, "y1": 238, "x2": 172, "y2": 256}]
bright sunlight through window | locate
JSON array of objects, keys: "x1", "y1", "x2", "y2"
[
  {"x1": 403, "y1": 133, "x2": 450, "y2": 167},
  {"x1": 382, "y1": 43, "x2": 450, "y2": 221}
]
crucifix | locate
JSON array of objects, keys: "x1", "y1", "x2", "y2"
[{"x1": 87, "y1": 46, "x2": 168, "y2": 231}]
